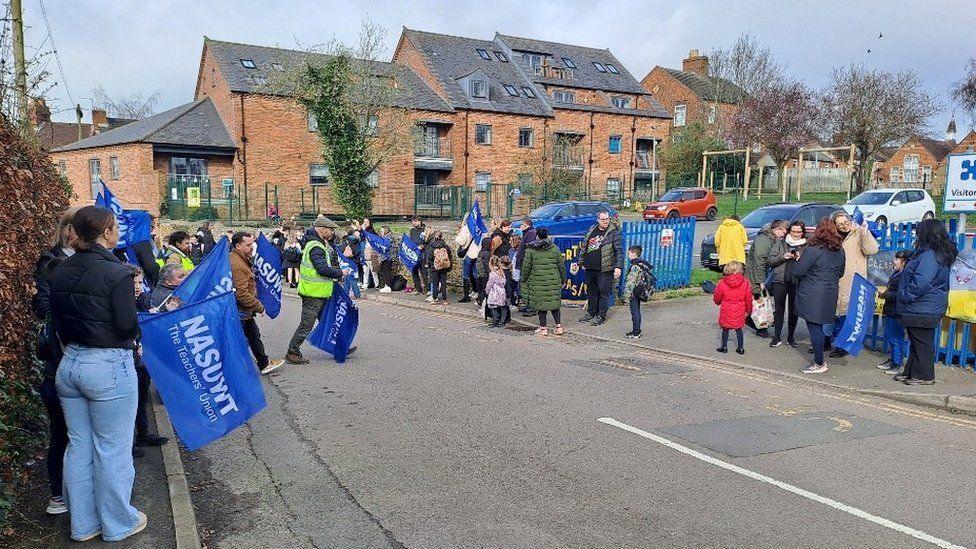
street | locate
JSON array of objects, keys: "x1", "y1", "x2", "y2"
[{"x1": 184, "y1": 295, "x2": 976, "y2": 549}]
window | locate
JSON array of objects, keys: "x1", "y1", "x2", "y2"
[
  {"x1": 608, "y1": 135, "x2": 622, "y2": 154},
  {"x1": 170, "y1": 157, "x2": 207, "y2": 176},
  {"x1": 606, "y1": 178, "x2": 621, "y2": 195},
  {"x1": 364, "y1": 114, "x2": 378, "y2": 136},
  {"x1": 694, "y1": 190, "x2": 707, "y2": 199},
  {"x1": 606, "y1": 63, "x2": 619, "y2": 74},
  {"x1": 903, "y1": 154, "x2": 919, "y2": 183},
  {"x1": 906, "y1": 190, "x2": 925, "y2": 202},
  {"x1": 58, "y1": 160, "x2": 66, "y2": 175},
  {"x1": 504, "y1": 84, "x2": 519, "y2": 97},
  {"x1": 307, "y1": 110, "x2": 318, "y2": 132},
  {"x1": 476, "y1": 48, "x2": 491, "y2": 60},
  {"x1": 921, "y1": 165, "x2": 932, "y2": 182},
  {"x1": 309, "y1": 163, "x2": 330, "y2": 186},
  {"x1": 892, "y1": 191, "x2": 908, "y2": 204},
  {"x1": 471, "y1": 79, "x2": 488, "y2": 99},
  {"x1": 562, "y1": 57, "x2": 577, "y2": 69},
  {"x1": 674, "y1": 104, "x2": 687, "y2": 127},
  {"x1": 240, "y1": 59, "x2": 256, "y2": 69},
  {"x1": 109, "y1": 156, "x2": 120, "y2": 180},
  {"x1": 366, "y1": 170, "x2": 379, "y2": 188},
  {"x1": 593, "y1": 62, "x2": 607, "y2": 73},
  {"x1": 88, "y1": 158, "x2": 101, "y2": 198},
  {"x1": 518, "y1": 127, "x2": 534, "y2": 148},
  {"x1": 475, "y1": 171, "x2": 491, "y2": 192},
  {"x1": 708, "y1": 105, "x2": 717, "y2": 124},
  {"x1": 890, "y1": 166, "x2": 902, "y2": 182},
  {"x1": 221, "y1": 178, "x2": 234, "y2": 199},
  {"x1": 475, "y1": 124, "x2": 492, "y2": 145},
  {"x1": 553, "y1": 90, "x2": 575, "y2": 104},
  {"x1": 521, "y1": 86, "x2": 537, "y2": 98},
  {"x1": 522, "y1": 53, "x2": 543, "y2": 71},
  {"x1": 494, "y1": 51, "x2": 508, "y2": 62},
  {"x1": 794, "y1": 207, "x2": 820, "y2": 228},
  {"x1": 611, "y1": 96, "x2": 631, "y2": 109},
  {"x1": 577, "y1": 204, "x2": 607, "y2": 216}
]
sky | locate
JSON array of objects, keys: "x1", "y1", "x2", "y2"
[{"x1": 21, "y1": 0, "x2": 975, "y2": 135}]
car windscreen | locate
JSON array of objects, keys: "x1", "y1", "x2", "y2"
[
  {"x1": 659, "y1": 190, "x2": 684, "y2": 202},
  {"x1": 848, "y1": 192, "x2": 893, "y2": 206},
  {"x1": 528, "y1": 204, "x2": 564, "y2": 218},
  {"x1": 739, "y1": 207, "x2": 797, "y2": 229}
]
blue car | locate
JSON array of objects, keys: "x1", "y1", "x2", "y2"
[{"x1": 515, "y1": 201, "x2": 619, "y2": 236}]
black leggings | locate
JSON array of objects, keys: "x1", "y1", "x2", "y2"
[
  {"x1": 538, "y1": 309, "x2": 561, "y2": 327},
  {"x1": 721, "y1": 328, "x2": 744, "y2": 349},
  {"x1": 770, "y1": 282, "x2": 798, "y2": 341}
]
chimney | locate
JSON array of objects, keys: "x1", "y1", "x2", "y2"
[
  {"x1": 29, "y1": 98, "x2": 51, "y2": 127},
  {"x1": 947, "y1": 118, "x2": 957, "y2": 143},
  {"x1": 92, "y1": 109, "x2": 108, "y2": 133},
  {"x1": 682, "y1": 49, "x2": 709, "y2": 76}
]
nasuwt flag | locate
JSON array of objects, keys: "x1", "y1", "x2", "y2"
[
  {"x1": 363, "y1": 231, "x2": 391, "y2": 259},
  {"x1": 172, "y1": 237, "x2": 232, "y2": 305},
  {"x1": 138, "y1": 291, "x2": 267, "y2": 451},
  {"x1": 308, "y1": 287, "x2": 359, "y2": 364},
  {"x1": 253, "y1": 233, "x2": 282, "y2": 319},
  {"x1": 94, "y1": 181, "x2": 130, "y2": 248},
  {"x1": 834, "y1": 273, "x2": 877, "y2": 357},
  {"x1": 466, "y1": 199, "x2": 488, "y2": 243},
  {"x1": 337, "y1": 248, "x2": 355, "y2": 272},
  {"x1": 398, "y1": 236, "x2": 422, "y2": 271}
]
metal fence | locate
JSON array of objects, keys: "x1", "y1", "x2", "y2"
[{"x1": 621, "y1": 218, "x2": 696, "y2": 291}]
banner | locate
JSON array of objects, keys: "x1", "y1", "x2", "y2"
[
  {"x1": 253, "y1": 233, "x2": 282, "y2": 319},
  {"x1": 94, "y1": 180, "x2": 130, "y2": 248},
  {"x1": 172, "y1": 237, "x2": 232, "y2": 305},
  {"x1": 363, "y1": 231, "x2": 391, "y2": 259},
  {"x1": 138, "y1": 292, "x2": 266, "y2": 451},
  {"x1": 308, "y1": 288, "x2": 359, "y2": 363},
  {"x1": 835, "y1": 273, "x2": 877, "y2": 356},
  {"x1": 466, "y1": 199, "x2": 488, "y2": 243},
  {"x1": 398, "y1": 236, "x2": 422, "y2": 271},
  {"x1": 553, "y1": 236, "x2": 587, "y2": 300}
]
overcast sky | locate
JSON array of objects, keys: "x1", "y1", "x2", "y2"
[{"x1": 23, "y1": 0, "x2": 974, "y2": 134}]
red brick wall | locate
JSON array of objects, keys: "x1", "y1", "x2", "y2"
[
  {"x1": 392, "y1": 35, "x2": 450, "y2": 103},
  {"x1": 887, "y1": 138, "x2": 943, "y2": 182},
  {"x1": 52, "y1": 143, "x2": 158, "y2": 213},
  {"x1": 640, "y1": 66, "x2": 736, "y2": 134}
]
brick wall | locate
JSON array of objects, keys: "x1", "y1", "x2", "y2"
[
  {"x1": 392, "y1": 35, "x2": 449, "y2": 103},
  {"x1": 887, "y1": 138, "x2": 944, "y2": 185},
  {"x1": 52, "y1": 143, "x2": 158, "y2": 213},
  {"x1": 640, "y1": 66, "x2": 736, "y2": 134}
]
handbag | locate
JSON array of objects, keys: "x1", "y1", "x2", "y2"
[{"x1": 750, "y1": 288, "x2": 774, "y2": 329}]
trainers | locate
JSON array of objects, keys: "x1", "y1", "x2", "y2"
[
  {"x1": 345, "y1": 346, "x2": 358, "y2": 357},
  {"x1": 893, "y1": 372, "x2": 910, "y2": 382},
  {"x1": 285, "y1": 353, "x2": 309, "y2": 365},
  {"x1": 589, "y1": 316, "x2": 605, "y2": 326},
  {"x1": 786, "y1": 339, "x2": 798, "y2": 348},
  {"x1": 903, "y1": 378, "x2": 935, "y2": 386},
  {"x1": 579, "y1": 313, "x2": 594, "y2": 323},
  {"x1": 553, "y1": 324, "x2": 564, "y2": 336},
  {"x1": 769, "y1": 339, "x2": 782, "y2": 348},
  {"x1": 135, "y1": 434, "x2": 168, "y2": 447},
  {"x1": 261, "y1": 359, "x2": 284, "y2": 375},
  {"x1": 45, "y1": 496, "x2": 67, "y2": 515},
  {"x1": 829, "y1": 348, "x2": 848, "y2": 359},
  {"x1": 883, "y1": 365, "x2": 903, "y2": 375},
  {"x1": 624, "y1": 331, "x2": 635, "y2": 337},
  {"x1": 458, "y1": 297, "x2": 472, "y2": 303},
  {"x1": 801, "y1": 363, "x2": 828, "y2": 374},
  {"x1": 876, "y1": 359, "x2": 894, "y2": 370},
  {"x1": 425, "y1": 295, "x2": 434, "y2": 303},
  {"x1": 111, "y1": 511, "x2": 147, "y2": 542},
  {"x1": 736, "y1": 347, "x2": 745, "y2": 355},
  {"x1": 379, "y1": 286, "x2": 392, "y2": 293},
  {"x1": 535, "y1": 326, "x2": 549, "y2": 336},
  {"x1": 73, "y1": 528, "x2": 102, "y2": 542},
  {"x1": 716, "y1": 347, "x2": 728, "y2": 353},
  {"x1": 627, "y1": 331, "x2": 642, "y2": 340}
]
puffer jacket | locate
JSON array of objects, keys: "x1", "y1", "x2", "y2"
[
  {"x1": 897, "y1": 248, "x2": 950, "y2": 327},
  {"x1": 579, "y1": 223, "x2": 623, "y2": 273},
  {"x1": 713, "y1": 272, "x2": 753, "y2": 329},
  {"x1": 714, "y1": 218, "x2": 747, "y2": 266},
  {"x1": 486, "y1": 270, "x2": 507, "y2": 307},
  {"x1": 881, "y1": 270, "x2": 902, "y2": 318},
  {"x1": 475, "y1": 236, "x2": 492, "y2": 279},
  {"x1": 521, "y1": 238, "x2": 565, "y2": 311},
  {"x1": 746, "y1": 226, "x2": 775, "y2": 294}
]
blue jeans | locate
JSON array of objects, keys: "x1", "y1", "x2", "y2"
[
  {"x1": 807, "y1": 320, "x2": 826, "y2": 365},
  {"x1": 629, "y1": 298, "x2": 642, "y2": 333},
  {"x1": 462, "y1": 257, "x2": 476, "y2": 280},
  {"x1": 884, "y1": 316, "x2": 909, "y2": 365},
  {"x1": 56, "y1": 345, "x2": 140, "y2": 542},
  {"x1": 343, "y1": 274, "x2": 361, "y2": 298}
]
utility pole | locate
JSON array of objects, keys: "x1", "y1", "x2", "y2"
[{"x1": 11, "y1": 0, "x2": 29, "y2": 132}]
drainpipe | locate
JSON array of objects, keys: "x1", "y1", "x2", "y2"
[
  {"x1": 239, "y1": 95, "x2": 249, "y2": 219},
  {"x1": 587, "y1": 111, "x2": 595, "y2": 194},
  {"x1": 464, "y1": 111, "x2": 470, "y2": 189},
  {"x1": 629, "y1": 115, "x2": 637, "y2": 198}
]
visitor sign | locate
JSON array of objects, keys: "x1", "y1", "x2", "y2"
[{"x1": 943, "y1": 152, "x2": 976, "y2": 214}]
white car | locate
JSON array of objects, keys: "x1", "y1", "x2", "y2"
[{"x1": 843, "y1": 188, "x2": 936, "y2": 228}]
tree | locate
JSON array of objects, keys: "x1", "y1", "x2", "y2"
[
  {"x1": 951, "y1": 57, "x2": 976, "y2": 128},
  {"x1": 662, "y1": 122, "x2": 726, "y2": 184},
  {"x1": 706, "y1": 34, "x2": 784, "y2": 135},
  {"x1": 515, "y1": 135, "x2": 587, "y2": 206},
  {"x1": 91, "y1": 84, "x2": 159, "y2": 119},
  {"x1": 820, "y1": 65, "x2": 939, "y2": 192}
]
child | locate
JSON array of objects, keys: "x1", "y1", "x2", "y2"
[
  {"x1": 713, "y1": 261, "x2": 753, "y2": 354},
  {"x1": 623, "y1": 245, "x2": 652, "y2": 339},
  {"x1": 878, "y1": 250, "x2": 911, "y2": 374},
  {"x1": 129, "y1": 266, "x2": 168, "y2": 453},
  {"x1": 485, "y1": 255, "x2": 508, "y2": 327}
]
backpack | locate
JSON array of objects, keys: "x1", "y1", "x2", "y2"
[
  {"x1": 390, "y1": 275, "x2": 407, "y2": 291},
  {"x1": 632, "y1": 262, "x2": 657, "y2": 302},
  {"x1": 433, "y1": 246, "x2": 451, "y2": 270}
]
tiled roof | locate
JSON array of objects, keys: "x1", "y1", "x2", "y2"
[
  {"x1": 914, "y1": 135, "x2": 955, "y2": 162},
  {"x1": 36, "y1": 121, "x2": 93, "y2": 150},
  {"x1": 204, "y1": 38, "x2": 453, "y2": 114},
  {"x1": 661, "y1": 68, "x2": 744, "y2": 104},
  {"x1": 53, "y1": 98, "x2": 236, "y2": 152}
]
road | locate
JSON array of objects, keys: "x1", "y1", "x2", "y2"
[{"x1": 184, "y1": 295, "x2": 976, "y2": 548}]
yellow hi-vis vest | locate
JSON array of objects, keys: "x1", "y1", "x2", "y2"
[
  {"x1": 155, "y1": 247, "x2": 195, "y2": 272},
  {"x1": 298, "y1": 240, "x2": 335, "y2": 298}
]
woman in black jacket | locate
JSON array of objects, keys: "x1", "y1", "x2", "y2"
[
  {"x1": 50, "y1": 206, "x2": 147, "y2": 542},
  {"x1": 766, "y1": 220, "x2": 807, "y2": 347},
  {"x1": 792, "y1": 218, "x2": 846, "y2": 374}
]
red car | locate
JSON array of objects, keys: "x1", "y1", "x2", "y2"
[{"x1": 643, "y1": 187, "x2": 718, "y2": 220}]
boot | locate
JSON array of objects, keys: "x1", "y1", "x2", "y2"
[{"x1": 459, "y1": 278, "x2": 472, "y2": 303}]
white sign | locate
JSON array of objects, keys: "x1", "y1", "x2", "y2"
[{"x1": 943, "y1": 152, "x2": 976, "y2": 213}]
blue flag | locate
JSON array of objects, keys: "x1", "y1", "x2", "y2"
[
  {"x1": 398, "y1": 236, "x2": 422, "y2": 271},
  {"x1": 94, "y1": 180, "x2": 131, "y2": 248},
  {"x1": 337, "y1": 249, "x2": 355, "y2": 272},
  {"x1": 363, "y1": 231, "x2": 391, "y2": 259},
  {"x1": 172, "y1": 237, "x2": 232, "y2": 305},
  {"x1": 253, "y1": 233, "x2": 282, "y2": 319},
  {"x1": 138, "y1": 292, "x2": 266, "y2": 451},
  {"x1": 124, "y1": 210, "x2": 152, "y2": 245},
  {"x1": 835, "y1": 273, "x2": 877, "y2": 357},
  {"x1": 851, "y1": 206, "x2": 864, "y2": 226},
  {"x1": 466, "y1": 200, "x2": 488, "y2": 243},
  {"x1": 308, "y1": 289, "x2": 359, "y2": 363}
]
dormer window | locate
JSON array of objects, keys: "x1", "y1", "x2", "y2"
[
  {"x1": 611, "y1": 96, "x2": 631, "y2": 109},
  {"x1": 240, "y1": 59, "x2": 256, "y2": 69},
  {"x1": 521, "y1": 86, "x2": 537, "y2": 98},
  {"x1": 562, "y1": 57, "x2": 577, "y2": 69},
  {"x1": 476, "y1": 48, "x2": 491, "y2": 60},
  {"x1": 553, "y1": 91, "x2": 575, "y2": 104},
  {"x1": 606, "y1": 63, "x2": 620, "y2": 74},
  {"x1": 593, "y1": 62, "x2": 607, "y2": 73},
  {"x1": 471, "y1": 79, "x2": 488, "y2": 99},
  {"x1": 494, "y1": 51, "x2": 508, "y2": 62},
  {"x1": 504, "y1": 84, "x2": 519, "y2": 97}
]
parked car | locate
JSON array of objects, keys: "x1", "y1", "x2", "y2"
[
  {"x1": 843, "y1": 188, "x2": 936, "y2": 228},
  {"x1": 700, "y1": 202, "x2": 844, "y2": 271},
  {"x1": 643, "y1": 187, "x2": 718, "y2": 221},
  {"x1": 515, "y1": 201, "x2": 619, "y2": 236}
]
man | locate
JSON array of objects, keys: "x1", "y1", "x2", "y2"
[
  {"x1": 826, "y1": 211, "x2": 879, "y2": 358},
  {"x1": 149, "y1": 263, "x2": 186, "y2": 312},
  {"x1": 196, "y1": 221, "x2": 217, "y2": 256},
  {"x1": 230, "y1": 232, "x2": 284, "y2": 375},
  {"x1": 577, "y1": 211, "x2": 623, "y2": 326},
  {"x1": 160, "y1": 231, "x2": 195, "y2": 271},
  {"x1": 285, "y1": 215, "x2": 352, "y2": 364},
  {"x1": 409, "y1": 216, "x2": 428, "y2": 295}
]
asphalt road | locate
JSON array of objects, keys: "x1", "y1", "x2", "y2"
[{"x1": 184, "y1": 295, "x2": 976, "y2": 549}]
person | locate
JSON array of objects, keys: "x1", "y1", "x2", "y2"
[
  {"x1": 623, "y1": 245, "x2": 652, "y2": 340},
  {"x1": 32, "y1": 207, "x2": 77, "y2": 516},
  {"x1": 490, "y1": 219, "x2": 513, "y2": 258},
  {"x1": 508, "y1": 233, "x2": 522, "y2": 307},
  {"x1": 129, "y1": 267, "x2": 168, "y2": 451},
  {"x1": 188, "y1": 234, "x2": 204, "y2": 265},
  {"x1": 746, "y1": 219, "x2": 787, "y2": 338},
  {"x1": 895, "y1": 219, "x2": 956, "y2": 385},
  {"x1": 516, "y1": 217, "x2": 538, "y2": 316},
  {"x1": 230, "y1": 232, "x2": 285, "y2": 375},
  {"x1": 362, "y1": 229, "x2": 381, "y2": 291},
  {"x1": 377, "y1": 226, "x2": 398, "y2": 292},
  {"x1": 485, "y1": 255, "x2": 508, "y2": 327},
  {"x1": 793, "y1": 219, "x2": 846, "y2": 374},
  {"x1": 475, "y1": 235, "x2": 493, "y2": 305},
  {"x1": 454, "y1": 223, "x2": 481, "y2": 303},
  {"x1": 149, "y1": 263, "x2": 187, "y2": 312},
  {"x1": 285, "y1": 216, "x2": 351, "y2": 364},
  {"x1": 828, "y1": 210, "x2": 879, "y2": 359},
  {"x1": 713, "y1": 261, "x2": 752, "y2": 355},
  {"x1": 521, "y1": 227, "x2": 566, "y2": 337},
  {"x1": 766, "y1": 221, "x2": 806, "y2": 347},
  {"x1": 427, "y1": 230, "x2": 453, "y2": 305},
  {"x1": 409, "y1": 217, "x2": 428, "y2": 294},
  {"x1": 878, "y1": 250, "x2": 911, "y2": 375},
  {"x1": 159, "y1": 230, "x2": 195, "y2": 271},
  {"x1": 282, "y1": 230, "x2": 302, "y2": 288},
  {"x1": 578, "y1": 211, "x2": 623, "y2": 326},
  {"x1": 49, "y1": 206, "x2": 147, "y2": 542},
  {"x1": 341, "y1": 228, "x2": 363, "y2": 299},
  {"x1": 714, "y1": 215, "x2": 748, "y2": 268}
]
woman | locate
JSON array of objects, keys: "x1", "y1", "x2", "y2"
[
  {"x1": 766, "y1": 221, "x2": 806, "y2": 347},
  {"x1": 746, "y1": 219, "x2": 787, "y2": 338},
  {"x1": 792, "y1": 218, "x2": 846, "y2": 374},
  {"x1": 49, "y1": 206, "x2": 146, "y2": 542},
  {"x1": 377, "y1": 226, "x2": 398, "y2": 292},
  {"x1": 426, "y1": 230, "x2": 453, "y2": 305},
  {"x1": 282, "y1": 230, "x2": 302, "y2": 288},
  {"x1": 895, "y1": 219, "x2": 955, "y2": 385},
  {"x1": 521, "y1": 227, "x2": 566, "y2": 336}
]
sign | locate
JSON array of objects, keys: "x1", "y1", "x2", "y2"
[
  {"x1": 187, "y1": 187, "x2": 201, "y2": 207},
  {"x1": 553, "y1": 236, "x2": 587, "y2": 300},
  {"x1": 834, "y1": 273, "x2": 877, "y2": 357},
  {"x1": 943, "y1": 152, "x2": 976, "y2": 213},
  {"x1": 866, "y1": 250, "x2": 896, "y2": 287},
  {"x1": 660, "y1": 228, "x2": 675, "y2": 247},
  {"x1": 253, "y1": 233, "x2": 282, "y2": 319},
  {"x1": 308, "y1": 288, "x2": 359, "y2": 363}
]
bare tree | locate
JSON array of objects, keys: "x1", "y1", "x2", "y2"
[
  {"x1": 821, "y1": 64, "x2": 939, "y2": 192},
  {"x1": 952, "y1": 57, "x2": 976, "y2": 129},
  {"x1": 91, "y1": 84, "x2": 159, "y2": 119},
  {"x1": 0, "y1": 1, "x2": 54, "y2": 130},
  {"x1": 705, "y1": 34, "x2": 784, "y2": 138}
]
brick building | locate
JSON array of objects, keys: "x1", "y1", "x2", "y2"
[
  {"x1": 886, "y1": 135, "x2": 956, "y2": 190},
  {"x1": 33, "y1": 98, "x2": 135, "y2": 150}
]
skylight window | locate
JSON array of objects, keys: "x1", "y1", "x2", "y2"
[
  {"x1": 476, "y1": 48, "x2": 491, "y2": 60},
  {"x1": 240, "y1": 59, "x2": 257, "y2": 69},
  {"x1": 504, "y1": 84, "x2": 519, "y2": 97},
  {"x1": 593, "y1": 62, "x2": 607, "y2": 73},
  {"x1": 606, "y1": 63, "x2": 620, "y2": 74},
  {"x1": 562, "y1": 57, "x2": 577, "y2": 69},
  {"x1": 521, "y1": 86, "x2": 537, "y2": 98},
  {"x1": 494, "y1": 51, "x2": 509, "y2": 62}
]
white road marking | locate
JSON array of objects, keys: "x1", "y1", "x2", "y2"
[{"x1": 598, "y1": 417, "x2": 967, "y2": 549}]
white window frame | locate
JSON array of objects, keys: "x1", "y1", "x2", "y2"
[
  {"x1": 307, "y1": 110, "x2": 318, "y2": 132},
  {"x1": 593, "y1": 62, "x2": 607, "y2": 73},
  {"x1": 309, "y1": 163, "x2": 330, "y2": 187},
  {"x1": 562, "y1": 57, "x2": 577, "y2": 69},
  {"x1": 364, "y1": 114, "x2": 378, "y2": 136},
  {"x1": 471, "y1": 79, "x2": 488, "y2": 99},
  {"x1": 674, "y1": 104, "x2": 687, "y2": 127},
  {"x1": 553, "y1": 91, "x2": 575, "y2": 104},
  {"x1": 708, "y1": 105, "x2": 717, "y2": 124},
  {"x1": 475, "y1": 124, "x2": 492, "y2": 145},
  {"x1": 606, "y1": 63, "x2": 619, "y2": 74},
  {"x1": 88, "y1": 158, "x2": 101, "y2": 198},
  {"x1": 240, "y1": 59, "x2": 256, "y2": 69},
  {"x1": 890, "y1": 166, "x2": 902, "y2": 183},
  {"x1": 366, "y1": 169, "x2": 379, "y2": 188},
  {"x1": 611, "y1": 96, "x2": 631, "y2": 109},
  {"x1": 475, "y1": 171, "x2": 491, "y2": 192},
  {"x1": 921, "y1": 165, "x2": 932, "y2": 183},
  {"x1": 903, "y1": 154, "x2": 919, "y2": 183},
  {"x1": 109, "y1": 156, "x2": 121, "y2": 180},
  {"x1": 58, "y1": 160, "x2": 66, "y2": 175}
]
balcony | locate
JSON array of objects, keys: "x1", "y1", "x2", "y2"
[
  {"x1": 538, "y1": 64, "x2": 576, "y2": 81},
  {"x1": 413, "y1": 136, "x2": 453, "y2": 171},
  {"x1": 552, "y1": 146, "x2": 584, "y2": 170}
]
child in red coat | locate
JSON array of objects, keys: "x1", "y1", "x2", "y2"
[{"x1": 713, "y1": 261, "x2": 753, "y2": 355}]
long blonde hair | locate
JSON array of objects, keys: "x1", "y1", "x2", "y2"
[{"x1": 52, "y1": 206, "x2": 80, "y2": 248}]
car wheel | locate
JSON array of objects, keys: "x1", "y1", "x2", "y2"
[
  {"x1": 705, "y1": 207, "x2": 717, "y2": 221},
  {"x1": 922, "y1": 211, "x2": 935, "y2": 220},
  {"x1": 667, "y1": 210, "x2": 679, "y2": 219}
]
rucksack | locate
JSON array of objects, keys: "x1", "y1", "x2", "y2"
[
  {"x1": 433, "y1": 247, "x2": 451, "y2": 270},
  {"x1": 632, "y1": 262, "x2": 656, "y2": 302},
  {"x1": 390, "y1": 275, "x2": 407, "y2": 291}
]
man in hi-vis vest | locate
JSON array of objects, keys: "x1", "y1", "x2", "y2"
[{"x1": 285, "y1": 215, "x2": 351, "y2": 364}]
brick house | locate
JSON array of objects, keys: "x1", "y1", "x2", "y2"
[
  {"x1": 32, "y1": 98, "x2": 135, "y2": 150},
  {"x1": 886, "y1": 135, "x2": 956, "y2": 191}
]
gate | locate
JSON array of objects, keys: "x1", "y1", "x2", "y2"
[{"x1": 414, "y1": 185, "x2": 471, "y2": 219}]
